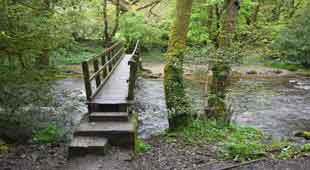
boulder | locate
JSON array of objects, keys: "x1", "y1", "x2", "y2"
[
  {"x1": 143, "y1": 73, "x2": 162, "y2": 79},
  {"x1": 246, "y1": 70, "x2": 257, "y2": 75}
]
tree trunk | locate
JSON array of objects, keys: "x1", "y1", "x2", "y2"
[
  {"x1": 164, "y1": 0, "x2": 193, "y2": 129},
  {"x1": 207, "y1": 5, "x2": 214, "y2": 40},
  {"x1": 206, "y1": 0, "x2": 240, "y2": 123},
  {"x1": 36, "y1": 48, "x2": 50, "y2": 66},
  {"x1": 36, "y1": 0, "x2": 52, "y2": 67},
  {"x1": 218, "y1": 0, "x2": 240, "y2": 48},
  {"x1": 214, "y1": 4, "x2": 222, "y2": 47},
  {"x1": 103, "y1": 0, "x2": 120, "y2": 47},
  {"x1": 250, "y1": 3, "x2": 260, "y2": 25}
]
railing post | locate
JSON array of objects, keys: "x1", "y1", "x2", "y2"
[
  {"x1": 108, "y1": 50, "x2": 113, "y2": 72},
  {"x1": 82, "y1": 61, "x2": 92, "y2": 101},
  {"x1": 93, "y1": 59, "x2": 101, "y2": 87},
  {"x1": 135, "y1": 46, "x2": 142, "y2": 71},
  {"x1": 127, "y1": 59, "x2": 137, "y2": 101},
  {"x1": 101, "y1": 55, "x2": 107, "y2": 79}
]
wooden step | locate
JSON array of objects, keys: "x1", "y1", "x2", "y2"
[
  {"x1": 68, "y1": 136, "x2": 108, "y2": 158},
  {"x1": 88, "y1": 103, "x2": 130, "y2": 113},
  {"x1": 74, "y1": 116, "x2": 136, "y2": 149},
  {"x1": 89, "y1": 112, "x2": 129, "y2": 122}
]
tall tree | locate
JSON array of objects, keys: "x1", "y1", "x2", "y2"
[
  {"x1": 205, "y1": 0, "x2": 240, "y2": 123},
  {"x1": 164, "y1": 0, "x2": 193, "y2": 129},
  {"x1": 103, "y1": 0, "x2": 120, "y2": 47}
]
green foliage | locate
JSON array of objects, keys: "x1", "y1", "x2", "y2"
[
  {"x1": 0, "y1": 144, "x2": 9, "y2": 154},
  {"x1": 135, "y1": 139, "x2": 152, "y2": 154},
  {"x1": 0, "y1": 68, "x2": 53, "y2": 143},
  {"x1": 275, "y1": 4, "x2": 310, "y2": 67},
  {"x1": 301, "y1": 144, "x2": 310, "y2": 153},
  {"x1": 266, "y1": 59, "x2": 299, "y2": 71},
  {"x1": 170, "y1": 119, "x2": 267, "y2": 160},
  {"x1": 0, "y1": 0, "x2": 73, "y2": 67},
  {"x1": 119, "y1": 12, "x2": 168, "y2": 50},
  {"x1": 175, "y1": 119, "x2": 229, "y2": 144},
  {"x1": 168, "y1": 119, "x2": 309, "y2": 161},
  {"x1": 274, "y1": 143, "x2": 299, "y2": 160},
  {"x1": 188, "y1": 8, "x2": 210, "y2": 45},
  {"x1": 221, "y1": 127, "x2": 265, "y2": 161},
  {"x1": 143, "y1": 49, "x2": 165, "y2": 62},
  {"x1": 33, "y1": 124, "x2": 59, "y2": 144},
  {"x1": 55, "y1": 41, "x2": 104, "y2": 65}
]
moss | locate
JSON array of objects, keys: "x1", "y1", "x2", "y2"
[
  {"x1": 206, "y1": 58, "x2": 231, "y2": 123},
  {"x1": 163, "y1": 0, "x2": 193, "y2": 129},
  {"x1": 133, "y1": 112, "x2": 139, "y2": 156},
  {"x1": 0, "y1": 144, "x2": 9, "y2": 154}
]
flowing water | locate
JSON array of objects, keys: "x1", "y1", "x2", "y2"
[
  {"x1": 54, "y1": 75, "x2": 310, "y2": 142},
  {"x1": 228, "y1": 76, "x2": 310, "y2": 142},
  {"x1": 135, "y1": 78, "x2": 169, "y2": 138}
]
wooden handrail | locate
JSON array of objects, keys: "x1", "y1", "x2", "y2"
[
  {"x1": 89, "y1": 47, "x2": 124, "y2": 81},
  {"x1": 81, "y1": 41, "x2": 124, "y2": 101},
  {"x1": 85, "y1": 42, "x2": 122, "y2": 63},
  {"x1": 131, "y1": 40, "x2": 140, "y2": 56},
  {"x1": 81, "y1": 40, "x2": 140, "y2": 103}
]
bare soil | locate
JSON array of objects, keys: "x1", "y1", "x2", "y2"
[{"x1": 0, "y1": 144, "x2": 66, "y2": 170}]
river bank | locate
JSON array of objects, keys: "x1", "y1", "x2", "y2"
[{"x1": 1, "y1": 62, "x2": 309, "y2": 170}]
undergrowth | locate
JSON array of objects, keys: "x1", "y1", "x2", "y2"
[
  {"x1": 167, "y1": 119, "x2": 310, "y2": 161},
  {"x1": 135, "y1": 138, "x2": 152, "y2": 154},
  {"x1": 143, "y1": 49, "x2": 165, "y2": 62},
  {"x1": 55, "y1": 41, "x2": 104, "y2": 65},
  {"x1": 33, "y1": 123, "x2": 60, "y2": 144}
]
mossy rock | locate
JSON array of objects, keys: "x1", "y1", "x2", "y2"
[
  {"x1": 295, "y1": 131, "x2": 310, "y2": 140},
  {"x1": 0, "y1": 144, "x2": 9, "y2": 154}
]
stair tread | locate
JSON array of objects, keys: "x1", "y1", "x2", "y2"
[
  {"x1": 76, "y1": 117, "x2": 135, "y2": 133},
  {"x1": 70, "y1": 136, "x2": 108, "y2": 147},
  {"x1": 91, "y1": 112, "x2": 128, "y2": 117}
]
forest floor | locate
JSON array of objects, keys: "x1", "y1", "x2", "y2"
[{"x1": 1, "y1": 136, "x2": 309, "y2": 170}]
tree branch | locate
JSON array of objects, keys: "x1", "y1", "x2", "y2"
[{"x1": 136, "y1": 0, "x2": 161, "y2": 11}]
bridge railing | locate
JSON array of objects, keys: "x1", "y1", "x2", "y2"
[
  {"x1": 127, "y1": 40, "x2": 140, "y2": 101},
  {"x1": 81, "y1": 42, "x2": 124, "y2": 101}
]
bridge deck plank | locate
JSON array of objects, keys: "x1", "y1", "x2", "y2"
[{"x1": 91, "y1": 54, "x2": 132, "y2": 104}]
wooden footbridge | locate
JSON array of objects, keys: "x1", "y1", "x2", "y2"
[{"x1": 69, "y1": 41, "x2": 141, "y2": 158}]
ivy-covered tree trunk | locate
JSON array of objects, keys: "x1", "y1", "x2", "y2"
[
  {"x1": 164, "y1": 0, "x2": 193, "y2": 129},
  {"x1": 218, "y1": 0, "x2": 240, "y2": 49},
  {"x1": 251, "y1": 3, "x2": 260, "y2": 25},
  {"x1": 0, "y1": 0, "x2": 9, "y2": 65},
  {"x1": 206, "y1": 0, "x2": 239, "y2": 123}
]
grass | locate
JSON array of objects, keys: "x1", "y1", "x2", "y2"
[
  {"x1": 264, "y1": 59, "x2": 300, "y2": 71},
  {"x1": 167, "y1": 119, "x2": 310, "y2": 161}
]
